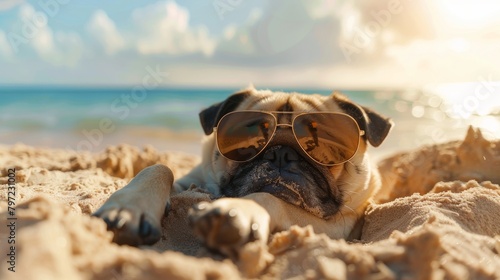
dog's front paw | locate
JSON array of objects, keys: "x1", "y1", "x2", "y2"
[
  {"x1": 93, "y1": 202, "x2": 163, "y2": 246},
  {"x1": 188, "y1": 198, "x2": 270, "y2": 258},
  {"x1": 93, "y1": 164, "x2": 173, "y2": 246}
]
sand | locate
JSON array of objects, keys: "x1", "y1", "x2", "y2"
[{"x1": 1, "y1": 127, "x2": 500, "y2": 279}]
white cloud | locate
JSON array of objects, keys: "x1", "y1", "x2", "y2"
[
  {"x1": 18, "y1": 4, "x2": 56, "y2": 57},
  {"x1": 0, "y1": 30, "x2": 13, "y2": 58},
  {"x1": 303, "y1": 0, "x2": 342, "y2": 20},
  {"x1": 336, "y1": 0, "x2": 500, "y2": 59},
  {"x1": 132, "y1": 1, "x2": 216, "y2": 56},
  {"x1": 6, "y1": 4, "x2": 84, "y2": 66},
  {"x1": 53, "y1": 31, "x2": 84, "y2": 67},
  {"x1": 384, "y1": 39, "x2": 500, "y2": 83},
  {"x1": 87, "y1": 10, "x2": 125, "y2": 55},
  {"x1": 214, "y1": 2, "x2": 345, "y2": 67},
  {"x1": 2, "y1": 0, "x2": 498, "y2": 88},
  {"x1": 219, "y1": 11, "x2": 260, "y2": 55},
  {"x1": 0, "y1": 0, "x2": 24, "y2": 11},
  {"x1": 31, "y1": 26, "x2": 84, "y2": 67},
  {"x1": 31, "y1": 23, "x2": 55, "y2": 56},
  {"x1": 327, "y1": 0, "x2": 500, "y2": 87}
]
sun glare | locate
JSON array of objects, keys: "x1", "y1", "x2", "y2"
[
  {"x1": 448, "y1": 38, "x2": 470, "y2": 53},
  {"x1": 429, "y1": 82, "x2": 500, "y2": 119},
  {"x1": 436, "y1": 0, "x2": 500, "y2": 28},
  {"x1": 423, "y1": 82, "x2": 500, "y2": 140}
]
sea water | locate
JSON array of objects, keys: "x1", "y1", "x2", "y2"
[{"x1": 0, "y1": 86, "x2": 498, "y2": 158}]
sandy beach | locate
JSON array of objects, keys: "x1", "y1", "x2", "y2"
[
  {"x1": 2, "y1": 0, "x2": 500, "y2": 277},
  {"x1": 1, "y1": 126, "x2": 499, "y2": 279},
  {"x1": 0, "y1": 127, "x2": 204, "y2": 156}
]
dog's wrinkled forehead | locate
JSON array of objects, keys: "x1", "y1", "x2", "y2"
[{"x1": 237, "y1": 89, "x2": 342, "y2": 112}]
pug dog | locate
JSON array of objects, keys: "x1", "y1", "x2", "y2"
[{"x1": 93, "y1": 87, "x2": 393, "y2": 257}]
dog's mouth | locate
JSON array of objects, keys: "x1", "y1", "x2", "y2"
[{"x1": 220, "y1": 146, "x2": 343, "y2": 219}]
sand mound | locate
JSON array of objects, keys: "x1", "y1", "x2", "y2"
[
  {"x1": 376, "y1": 127, "x2": 500, "y2": 203},
  {"x1": 1, "y1": 128, "x2": 500, "y2": 279}
]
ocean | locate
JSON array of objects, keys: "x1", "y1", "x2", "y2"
[{"x1": 1, "y1": 86, "x2": 499, "y2": 158}]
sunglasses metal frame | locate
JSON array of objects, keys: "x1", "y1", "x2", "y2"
[{"x1": 213, "y1": 111, "x2": 366, "y2": 166}]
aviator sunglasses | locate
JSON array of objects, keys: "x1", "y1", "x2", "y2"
[{"x1": 214, "y1": 111, "x2": 365, "y2": 166}]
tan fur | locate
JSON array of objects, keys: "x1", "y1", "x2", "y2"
[
  {"x1": 94, "y1": 87, "x2": 389, "y2": 254},
  {"x1": 94, "y1": 164, "x2": 174, "y2": 245}
]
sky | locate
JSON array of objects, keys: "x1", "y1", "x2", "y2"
[{"x1": 0, "y1": 0, "x2": 499, "y2": 89}]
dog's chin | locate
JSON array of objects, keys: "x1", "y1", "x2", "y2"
[{"x1": 220, "y1": 156, "x2": 343, "y2": 219}]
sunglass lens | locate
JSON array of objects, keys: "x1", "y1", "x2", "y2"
[
  {"x1": 293, "y1": 113, "x2": 360, "y2": 165},
  {"x1": 217, "y1": 112, "x2": 275, "y2": 161}
]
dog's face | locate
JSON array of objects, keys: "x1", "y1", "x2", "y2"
[{"x1": 198, "y1": 87, "x2": 393, "y2": 219}]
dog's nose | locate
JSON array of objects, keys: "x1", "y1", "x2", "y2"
[{"x1": 263, "y1": 146, "x2": 299, "y2": 168}]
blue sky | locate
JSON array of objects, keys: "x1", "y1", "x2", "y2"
[{"x1": 0, "y1": 0, "x2": 499, "y2": 88}]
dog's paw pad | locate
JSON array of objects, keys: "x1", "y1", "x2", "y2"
[
  {"x1": 93, "y1": 207, "x2": 161, "y2": 246},
  {"x1": 188, "y1": 201, "x2": 266, "y2": 259}
]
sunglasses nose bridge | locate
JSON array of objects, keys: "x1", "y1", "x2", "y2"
[
  {"x1": 271, "y1": 123, "x2": 294, "y2": 142},
  {"x1": 275, "y1": 123, "x2": 293, "y2": 128}
]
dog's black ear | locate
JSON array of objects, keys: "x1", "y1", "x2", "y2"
[
  {"x1": 199, "y1": 90, "x2": 251, "y2": 135},
  {"x1": 332, "y1": 92, "x2": 393, "y2": 147}
]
